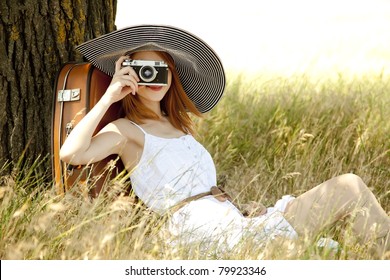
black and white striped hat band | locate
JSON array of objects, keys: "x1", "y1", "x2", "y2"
[{"x1": 76, "y1": 25, "x2": 226, "y2": 113}]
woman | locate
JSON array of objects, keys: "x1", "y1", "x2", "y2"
[{"x1": 60, "y1": 25, "x2": 389, "y2": 257}]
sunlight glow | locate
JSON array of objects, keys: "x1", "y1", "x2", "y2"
[{"x1": 116, "y1": 0, "x2": 390, "y2": 77}]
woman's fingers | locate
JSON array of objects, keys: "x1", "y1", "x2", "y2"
[
  {"x1": 112, "y1": 56, "x2": 142, "y2": 96},
  {"x1": 114, "y1": 76, "x2": 138, "y2": 96},
  {"x1": 119, "y1": 73, "x2": 139, "y2": 94},
  {"x1": 114, "y1": 56, "x2": 129, "y2": 73},
  {"x1": 114, "y1": 56, "x2": 140, "y2": 80},
  {"x1": 115, "y1": 64, "x2": 139, "y2": 79}
]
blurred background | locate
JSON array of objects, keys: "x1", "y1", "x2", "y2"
[{"x1": 116, "y1": 0, "x2": 390, "y2": 77}]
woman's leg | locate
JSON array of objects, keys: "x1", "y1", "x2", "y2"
[{"x1": 284, "y1": 173, "x2": 390, "y2": 255}]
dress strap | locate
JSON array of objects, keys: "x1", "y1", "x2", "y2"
[{"x1": 128, "y1": 120, "x2": 147, "y2": 135}]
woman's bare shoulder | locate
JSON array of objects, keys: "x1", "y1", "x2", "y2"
[
  {"x1": 109, "y1": 117, "x2": 131, "y2": 127},
  {"x1": 107, "y1": 118, "x2": 144, "y2": 145}
]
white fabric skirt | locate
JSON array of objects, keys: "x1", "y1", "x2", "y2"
[{"x1": 167, "y1": 195, "x2": 297, "y2": 251}]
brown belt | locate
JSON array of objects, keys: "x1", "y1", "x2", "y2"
[
  {"x1": 169, "y1": 186, "x2": 267, "y2": 217},
  {"x1": 169, "y1": 186, "x2": 231, "y2": 213}
]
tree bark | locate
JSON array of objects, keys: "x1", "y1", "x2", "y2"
[{"x1": 0, "y1": 0, "x2": 117, "y2": 174}]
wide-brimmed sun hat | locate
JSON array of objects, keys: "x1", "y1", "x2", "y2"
[{"x1": 76, "y1": 24, "x2": 226, "y2": 113}]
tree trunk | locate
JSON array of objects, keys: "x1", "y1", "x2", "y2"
[{"x1": 0, "y1": 0, "x2": 117, "y2": 175}]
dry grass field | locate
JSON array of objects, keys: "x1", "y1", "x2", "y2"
[{"x1": 1, "y1": 72, "x2": 389, "y2": 260}]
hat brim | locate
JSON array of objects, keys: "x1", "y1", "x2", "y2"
[{"x1": 76, "y1": 25, "x2": 226, "y2": 113}]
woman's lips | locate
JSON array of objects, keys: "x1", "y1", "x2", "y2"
[{"x1": 147, "y1": 85, "x2": 163, "y2": 91}]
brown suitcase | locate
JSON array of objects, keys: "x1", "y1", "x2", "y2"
[{"x1": 51, "y1": 62, "x2": 125, "y2": 197}]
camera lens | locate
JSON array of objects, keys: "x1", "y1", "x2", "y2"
[{"x1": 139, "y1": 65, "x2": 157, "y2": 82}]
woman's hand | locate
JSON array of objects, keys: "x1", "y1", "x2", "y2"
[{"x1": 101, "y1": 56, "x2": 140, "y2": 106}]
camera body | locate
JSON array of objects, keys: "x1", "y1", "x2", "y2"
[{"x1": 121, "y1": 59, "x2": 169, "y2": 86}]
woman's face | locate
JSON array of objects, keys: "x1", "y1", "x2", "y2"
[{"x1": 131, "y1": 51, "x2": 172, "y2": 103}]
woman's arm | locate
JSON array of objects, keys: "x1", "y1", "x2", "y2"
[{"x1": 59, "y1": 56, "x2": 139, "y2": 165}]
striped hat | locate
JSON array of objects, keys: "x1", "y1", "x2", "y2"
[{"x1": 76, "y1": 25, "x2": 226, "y2": 113}]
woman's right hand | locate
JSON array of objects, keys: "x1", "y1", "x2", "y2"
[{"x1": 100, "y1": 56, "x2": 140, "y2": 106}]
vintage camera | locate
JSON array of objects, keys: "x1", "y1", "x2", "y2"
[{"x1": 121, "y1": 59, "x2": 169, "y2": 86}]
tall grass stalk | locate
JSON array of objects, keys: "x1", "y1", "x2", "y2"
[{"x1": 1, "y1": 73, "x2": 389, "y2": 259}]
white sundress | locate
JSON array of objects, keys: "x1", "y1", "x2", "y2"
[{"x1": 128, "y1": 121, "x2": 298, "y2": 252}]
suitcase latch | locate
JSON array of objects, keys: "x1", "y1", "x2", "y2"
[
  {"x1": 65, "y1": 122, "x2": 73, "y2": 136},
  {"x1": 58, "y1": 89, "x2": 80, "y2": 102}
]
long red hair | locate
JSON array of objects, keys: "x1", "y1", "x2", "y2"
[{"x1": 121, "y1": 52, "x2": 202, "y2": 135}]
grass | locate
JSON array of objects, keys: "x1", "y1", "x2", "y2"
[
  {"x1": 0, "y1": 72, "x2": 389, "y2": 260},
  {"x1": 199, "y1": 72, "x2": 390, "y2": 208}
]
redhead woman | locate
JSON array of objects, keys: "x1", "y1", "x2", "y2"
[{"x1": 60, "y1": 25, "x2": 389, "y2": 258}]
